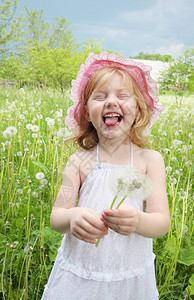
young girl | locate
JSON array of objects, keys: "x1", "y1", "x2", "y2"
[{"x1": 42, "y1": 52, "x2": 170, "y2": 300}]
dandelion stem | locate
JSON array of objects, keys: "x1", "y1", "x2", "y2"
[
  {"x1": 115, "y1": 196, "x2": 127, "y2": 209},
  {"x1": 110, "y1": 195, "x2": 117, "y2": 209}
]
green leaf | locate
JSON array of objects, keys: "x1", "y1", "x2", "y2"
[
  {"x1": 178, "y1": 247, "x2": 194, "y2": 266},
  {"x1": 165, "y1": 235, "x2": 177, "y2": 253},
  {"x1": 32, "y1": 160, "x2": 50, "y2": 175},
  {"x1": 15, "y1": 217, "x2": 24, "y2": 228}
]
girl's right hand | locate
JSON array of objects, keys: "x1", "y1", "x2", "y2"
[{"x1": 69, "y1": 207, "x2": 108, "y2": 244}]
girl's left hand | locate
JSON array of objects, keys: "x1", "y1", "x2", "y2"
[{"x1": 101, "y1": 205, "x2": 140, "y2": 235}]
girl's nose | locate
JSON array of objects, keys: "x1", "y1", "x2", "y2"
[{"x1": 105, "y1": 96, "x2": 118, "y2": 107}]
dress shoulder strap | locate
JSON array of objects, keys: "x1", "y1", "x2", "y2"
[
  {"x1": 130, "y1": 142, "x2": 133, "y2": 167},
  {"x1": 96, "y1": 144, "x2": 100, "y2": 165}
]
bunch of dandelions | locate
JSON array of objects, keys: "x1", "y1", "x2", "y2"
[{"x1": 95, "y1": 167, "x2": 152, "y2": 247}]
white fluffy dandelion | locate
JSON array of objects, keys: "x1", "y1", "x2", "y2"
[
  {"x1": 26, "y1": 124, "x2": 33, "y2": 130},
  {"x1": 108, "y1": 167, "x2": 152, "y2": 202},
  {"x1": 31, "y1": 125, "x2": 39, "y2": 132},
  {"x1": 47, "y1": 119, "x2": 55, "y2": 126},
  {"x1": 17, "y1": 151, "x2": 22, "y2": 156},
  {"x1": 3, "y1": 126, "x2": 17, "y2": 138},
  {"x1": 40, "y1": 179, "x2": 48, "y2": 185},
  {"x1": 57, "y1": 128, "x2": 71, "y2": 138},
  {"x1": 35, "y1": 172, "x2": 44, "y2": 180}
]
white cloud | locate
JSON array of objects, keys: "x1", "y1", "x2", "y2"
[{"x1": 156, "y1": 44, "x2": 185, "y2": 57}]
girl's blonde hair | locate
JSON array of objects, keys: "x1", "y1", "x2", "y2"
[{"x1": 67, "y1": 66, "x2": 152, "y2": 149}]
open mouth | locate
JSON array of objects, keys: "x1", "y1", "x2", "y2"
[{"x1": 103, "y1": 113, "x2": 123, "y2": 126}]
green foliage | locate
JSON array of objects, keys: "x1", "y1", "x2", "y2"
[
  {"x1": 130, "y1": 51, "x2": 174, "y2": 62},
  {"x1": 159, "y1": 48, "x2": 194, "y2": 98},
  {"x1": 0, "y1": 7, "x2": 102, "y2": 91},
  {"x1": 0, "y1": 0, "x2": 21, "y2": 53}
]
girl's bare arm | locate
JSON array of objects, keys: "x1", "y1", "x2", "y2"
[{"x1": 50, "y1": 153, "x2": 108, "y2": 243}]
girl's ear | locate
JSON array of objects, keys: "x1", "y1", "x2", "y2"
[{"x1": 83, "y1": 106, "x2": 90, "y2": 122}]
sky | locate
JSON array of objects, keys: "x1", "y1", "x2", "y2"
[{"x1": 17, "y1": 0, "x2": 194, "y2": 58}]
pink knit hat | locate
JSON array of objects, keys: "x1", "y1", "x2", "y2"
[{"x1": 65, "y1": 51, "x2": 164, "y2": 135}]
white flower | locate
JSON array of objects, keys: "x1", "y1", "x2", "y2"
[
  {"x1": 166, "y1": 166, "x2": 172, "y2": 172},
  {"x1": 24, "y1": 148, "x2": 29, "y2": 152},
  {"x1": 3, "y1": 126, "x2": 17, "y2": 138},
  {"x1": 26, "y1": 124, "x2": 33, "y2": 130},
  {"x1": 17, "y1": 151, "x2": 22, "y2": 156},
  {"x1": 57, "y1": 128, "x2": 71, "y2": 138},
  {"x1": 108, "y1": 167, "x2": 152, "y2": 202},
  {"x1": 35, "y1": 172, "x2": 44, "y2": 180},
  {"x1": 47, "y1": 119, "x2": 55, "y2": 126},
  {"x1": 45, "y1": 117, "x2": 50, "y2": 122},
  {"x1": 17, "y1": 189, "x2": 23, "y2": 194},
  {"x1": 41, "y1": 179, "x2": 48, "y2": 185},
  {"x1": 32, "y1": 133, "x2": 38, "y2": 138},
  {"x1": 32, "y1": 192, "x2": 38, "y2": 198},
  {"x1": 171, "y1": 157, "x2": 177, "y2": 161},
  {"x1": 31, "y1": 125, "x2": 39, "y2": 132},
  {"x1": 36, "y1": 113, "x2": 43, "y2": 119}
]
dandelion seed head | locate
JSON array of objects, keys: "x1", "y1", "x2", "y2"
[
  {"x1": 166, "y1": 166, "x2": 172, "y2": 172},
  {"x1": 26, "y1": 124, "x2": 33, "y2": 130},
  {"x1": 32, "y1": 192, "x2": 38, "y2": 198},
  {"x1": 17, "y1": 189, "x2": 23, "y2": 194},
  {"x1": 32, "y1": 133, "x2": 38, "y2": 138},
  {"x1": 35, "y1": 172, "x2": 44, "y2": 180},
  {"x1": 36, "y1": 113, "x2": 43, "y2": 119},
  {"x1": 40, "y1": 179, "x2": 48, "y2": 185},
  {"x1": 3, "y1": 126, "x2": 17, "y2": 138},
  {"x1": 31, "y1": 125, "x2": 39, "y2": 132}
]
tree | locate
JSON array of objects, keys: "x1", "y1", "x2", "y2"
[
  {"x1": 158, "y1": 48, "x2": 194, "y2": 104},
  {"x1": 130, "y1": 52, "x2": 174, "y2": 62},
  {"x1": 0, "y1": 0, "x2": 21, "y2": 54}
]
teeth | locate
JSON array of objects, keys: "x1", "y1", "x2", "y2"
[{"x1": 104, "y1": 113, "x2": 121, "y2": 117}]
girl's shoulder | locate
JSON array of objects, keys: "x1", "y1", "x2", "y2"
[
  {"x1": 68, "y1": 147, "x2": 97, "y2": 185},
  {"x1": 133, "y1": 145, "x2": 165, "y2": 174}
]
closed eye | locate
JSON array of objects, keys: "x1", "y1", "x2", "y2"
[
  {"x1": 118, "y1": 94, "x2": 130, "y2": 100},
  {"x1": 94, "y1": 93, "x2": 106, "y2": 101}
]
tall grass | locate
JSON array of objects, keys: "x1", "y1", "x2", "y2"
[{"x1": 0, "y1": 88, "x2": 193, "y2": 299}]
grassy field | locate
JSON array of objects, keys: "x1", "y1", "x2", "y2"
[{"x1": 0, "y1": 88, "x2": 193, "y2": 299}]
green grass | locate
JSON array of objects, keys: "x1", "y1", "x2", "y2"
[{"x1": 0, "y1": 88, "x2": 193, "y2": 299}]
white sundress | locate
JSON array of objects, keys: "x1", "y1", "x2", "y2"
[{"x1": 42, "y1": 143, "x2": 159, "y2": 300}]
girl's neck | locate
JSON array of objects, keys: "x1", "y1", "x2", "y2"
[{"x1": 98, "y1": 138, "x2": 132, "y2": 165}]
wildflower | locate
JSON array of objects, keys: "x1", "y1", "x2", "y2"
[
  {"x1": 32, "y1": 192, "x2": 38, "y2": 198},
  {"x1": 36, "y1": 113, "x2": 43, "y2": 119},
  {"x1": 171, "y1": 157, "x2": 177, "y2": 161},
  {"x1": 32, "y1": 133, "x2": 38, "y2": 138},
  {"x1": 39, "y1": 185, "x2": 45, "y2": 190},
  {"x1": 188, "y1": 133, "x2": 192, "y2": 138},
  {"x1": 24, "y1": 148, "x2": 29, "y2": 152},
  {"x1": 45, "y1": 117, "x2": 50, "y2": 122},
  {"x1": 35, "y1": 172, "x2": 44, "y2": 180},
  {"x1": 166, "y1": 166, "x2": 172, "y2": 172},
  {"x1": 47, "y1": 119, "x2": 55, "y2": 126},
  {"x1": 31, "y1": 125, "x2": 39, "y2": 132},
  {"x1": 54, "y1": 111, "x2": 63, "y2": 118},
  {"x1": 26, "y1": 124, "x2": 33, "y2": 130},
  {"x1": 172, "y1": 178, "x2": 177, "y2": 185},
  {"x1": 57, "y1": 128, "x2": 71, "y2": 138},
  {"x1": 17, "y1": 189, "x2": 23, "y2": 194},
  {"x1": 41, "y1": 179, "x2": 48, "y2": 185},
  {"x1": 3, "y1": 126, "x2": 17, "y2": 138}
]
